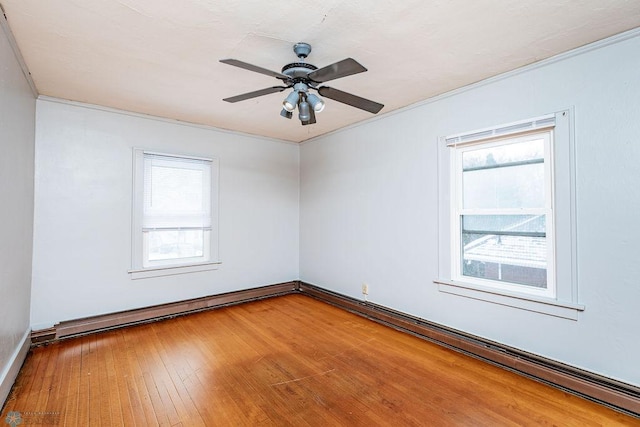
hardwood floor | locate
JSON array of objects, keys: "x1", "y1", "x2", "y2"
[{"x1": 2, "y1": 294, "x2": 638, "y2": 426}]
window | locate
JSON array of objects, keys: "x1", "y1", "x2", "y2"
[
  {"x1": 452, "y1": 130, "x2": 554, "y2": 298},
  {"x1": 131, "y1": 149, "x2": 219, "y2": 278},
  {"x1": 436, "y1": 111, "x2": 583, "y2": 319}
]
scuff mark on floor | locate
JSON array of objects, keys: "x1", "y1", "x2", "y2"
[{"x1": 269, "y1": 368, "x2": 336, "y2": 386}]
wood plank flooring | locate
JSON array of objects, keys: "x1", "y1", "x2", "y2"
[{"x1": 2, "y1": 294, "x2": 638, "y2": 426}]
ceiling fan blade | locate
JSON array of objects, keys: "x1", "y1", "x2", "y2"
[
  {"x1": 223, "y1": 86, "x2": 287, "y2": 103},
  {"x1": 220, "y1": 59, "x2": 290, "y2": 80},
  {"x1": 308, "y1": 58, "x2": 367, "y2": 83},
  {"x1": 302, "y1": 108, "x2": 316, "y2": 126},
  {"x1": 318, "y1": 86, "x2": 384, "y2": 114}
]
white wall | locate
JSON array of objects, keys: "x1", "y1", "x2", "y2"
[
  {"x1": 300, "y1": 32, "x2": 640, "y2": 386},
  {"x1": 31, "y1": 99, "x2": 299, "y2": 328},
  {"x1": 0, "y1": 22, "x2": 35, "y2": 403}
]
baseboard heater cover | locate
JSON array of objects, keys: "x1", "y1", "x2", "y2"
[
  {"x1": 33, "y1": 281, "x2": 298, "y2": 342},
  {"x1": 297, "y1": 282, "x2": 640, "y2": 418}
]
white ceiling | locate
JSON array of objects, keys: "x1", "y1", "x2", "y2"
[{"x1": 2, "y1": 0, "x2": 640, "y2": 143}]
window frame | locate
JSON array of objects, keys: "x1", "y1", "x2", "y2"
[
  {"x1": 130, "y1": 149, "x2": 220, "y2": 279},
  {"x1": 435, "y1": 110, "x2": 584, "y2": 320},
  {"x1": 451, "y1": 130, "x2": 556, "y2": 299}
]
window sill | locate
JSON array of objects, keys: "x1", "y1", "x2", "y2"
[
  {"x1": 129, "y1": 261, "x2": 221, "y2": 280},
  {"x1": 434, "y1": 279, "x2": 584, "y2": 320}
]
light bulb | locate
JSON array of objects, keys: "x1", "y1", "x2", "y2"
[
  {"x1": 307, "y1": 93, "x2": 325, "y2": 112},
  {"x1": 282, "y1": 91, "x2": 299, "y2": 112}
]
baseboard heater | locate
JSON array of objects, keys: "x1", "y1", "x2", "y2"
[
  {"x1": 31, "y1": 281, "x2": 298, "y2": 343},
  {"x1": 297, "y1": 282, "x2": 640, "y2": 418}
]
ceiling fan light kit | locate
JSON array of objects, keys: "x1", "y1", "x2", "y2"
[
  {"x1": 220, "y1": 42, "x2": 384, "y2": 126},
  {"x1": 307, "y1": 93, "x2": 325, "y2": 112},
  {"x1": 282, "y1": 90, "x2": 300, "y2": 112},
  {"x1": 298, "y1": 98, "x2": 311, "y2": 122}
]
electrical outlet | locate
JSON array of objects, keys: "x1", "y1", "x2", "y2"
[{"x1": 361, "y1": 283, "x2": 369, "y2": 295}]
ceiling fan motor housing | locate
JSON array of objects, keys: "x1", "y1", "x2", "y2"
[{"x1": 281, "y1": 62, "x2": 318, "y2": 82}]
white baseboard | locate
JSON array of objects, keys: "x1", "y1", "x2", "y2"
[{"x1": 0, "y1": 329, "x2": 31, "y2": 410}]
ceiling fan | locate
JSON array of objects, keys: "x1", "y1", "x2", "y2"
[{"x1": 220, "y1": 42, "x2": 384, "y2": 125}]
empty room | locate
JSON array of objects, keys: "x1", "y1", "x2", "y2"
[{"x1": 1, "y1": 1, "x2": 640, "y2": 425}]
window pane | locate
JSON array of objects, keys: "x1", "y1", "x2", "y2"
[
  {"x1": 462, "y1": 139, "x2": 545, "y2": 210},
  {"x1": 147, "y1": 229, "x2": 204, "y2": 261},
  {"x1": 463, "y1": 163, "x2": 544, "y2": 209},
  {"x1": 462, "y1": 221, "x2": 547, "y2": 288}
]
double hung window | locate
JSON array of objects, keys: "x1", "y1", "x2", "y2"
[
  {"x1": 451, "y1": 130, "x2": 554, "y2": 297},
  {"x1": 438, "y1": 111, "x2": 584, "y2": 320},
  {"x1": 131, "y1": 149, "x2": 219, "y2": 277},
  {"x1": 142, "y1": 153, "x2": 212, "y2": 267}
]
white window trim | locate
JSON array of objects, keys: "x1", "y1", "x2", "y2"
[
  {"x1": 129, "y1": 148, "x2": 221, "y2": 279},
  {"x1": 435, "y1": 110, "x2": 582, "y2": 320}
]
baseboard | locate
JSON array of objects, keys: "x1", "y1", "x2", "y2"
[
  {"x1": 0, "y1": 329, "x2": 31, "y2": 411},
  {"x1": 297, "y1": 282, "x2": 640, "y2": 417},
  {"x1": 32, "y1": 281, "x2": 298, "y2": 343}
]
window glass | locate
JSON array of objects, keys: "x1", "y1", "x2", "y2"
[
  {"x1": 147, "y1": 229, "x2": 205, "y2": 261},
  {"x1": 462, "y1": 215, "x2": 547, "y2": 288},
  {"x1": 462, "y1": 139, "x2": 545, "y2": 209}
]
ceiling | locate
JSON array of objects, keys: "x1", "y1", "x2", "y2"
[{"x1": 2, "y1": 1, "x2": 640, "y2": 143}]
